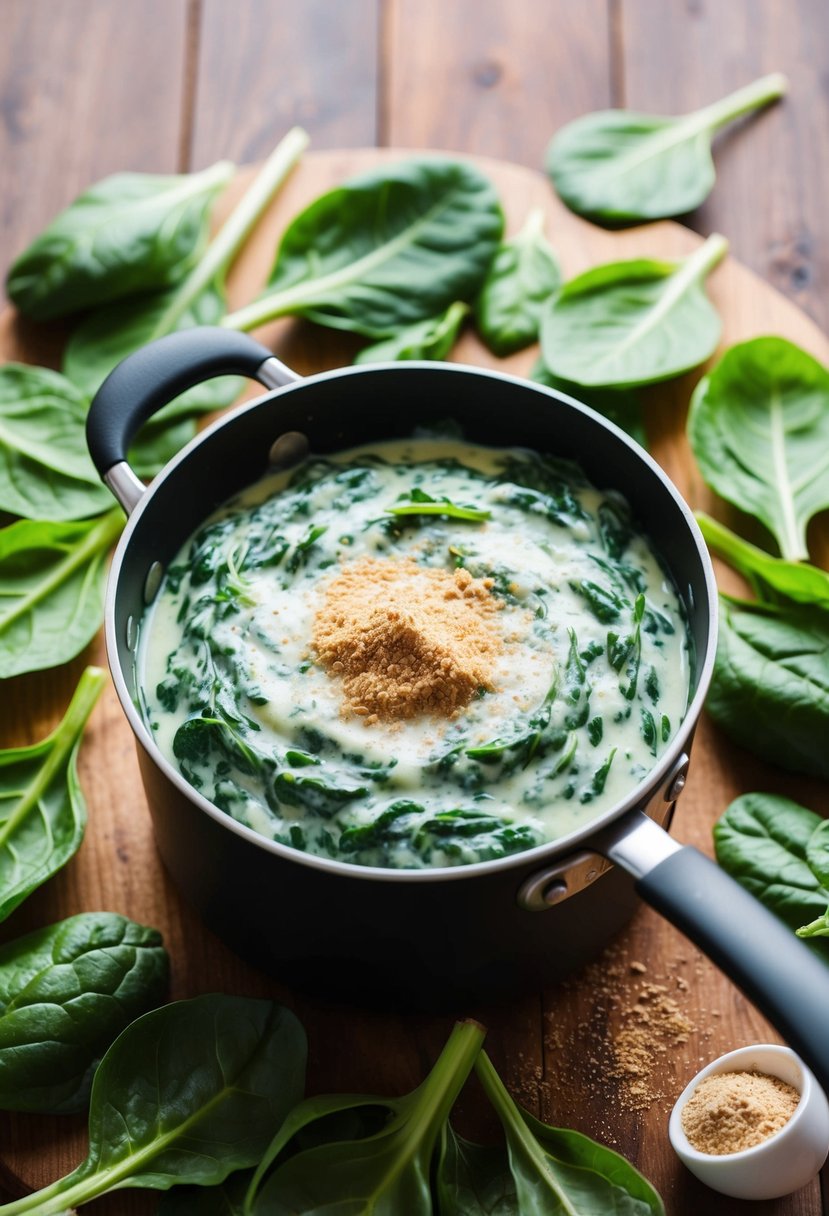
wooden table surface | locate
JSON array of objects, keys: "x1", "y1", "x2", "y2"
[{"x1": 1, "y1": 3, "x2": 829, "y2": 1214}]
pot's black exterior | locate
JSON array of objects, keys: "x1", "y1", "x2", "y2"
[{"x1": 107, "y1": 363, "x2": 713, "y2": 1006}]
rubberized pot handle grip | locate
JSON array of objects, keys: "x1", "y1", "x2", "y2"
[
  {"x1": 86, "y1": 327, "x2": 276, "y2": 476},
  {"x1": 638, "y1": 846, "x2": 829, "y2": 1094}
]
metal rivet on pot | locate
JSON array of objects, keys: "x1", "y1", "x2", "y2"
[
  {"x1": 517, "y1": 850, "x2": 610, "y2": 911},
  {"x1": 143, "y1": 561, "x2": 164, "y2": 605},
  {"x1": 269, "y1": 431, "x2": 309, "y2": 468},
  {"x1": 125, "y1": 614, "x2": 137, "y2": 652},
  {"x1": 662, "y1": 753, "x2": 690, "y2": 803}
]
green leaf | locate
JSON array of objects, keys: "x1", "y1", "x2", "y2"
[
  {"x1": 0, "y1": 911, "x2": 168, "y2": 1113},
  {"x1": 529, "y1": 360, "x2": 647, "y2": 448},
  {"x1": 696, "y1": 512, "x2": 829, "y2": 607},
  {"x1": 0, "y1": 364, "x2": 111, "y2": 520},
  {"x1": 0, "y1": 667, "x2": 105, "y2": 922},
  {"x1": 707, "y1": 597, "x2": 829, "y2": 779},
  {"x1": 0, "y1": 994, "x2": 307, "y2": 1216},
  {"x1": 223, "y1": 157, "x2": 504, "y2": 337},
  {"x1": 474, "y1": 209, "x2": 561, "y2": 355},
  {"x1": 62, "y1": 128, "x2": 309, "y2": 419},
  {"x1": 469, "y1": 1051, "x2": 665, "y2": 1215},
  {"x1": 546, "y1": 73, "x2": 786, "y2": 224},
  {"x1": 386, "y1": 487, "x2": 491, "y2": 522},
  {"x1": 247, "y1": 1020, "x2": 485, "y2": 1215},
  {"x1": 806, "y1": 819, "x2": 829, "y2": 890},
  {"x1": 437, "y1": 1125, "x2": 517, "y2": 1214},
  {"x1": 156, "y1": 1172, "x2": 252, "y2": 1214},
  {"x1": 354, "y1": 301, "x2": 468, "y2": 363},
  {"x1": 714, "y1": 794, "x2": 829, "y2": 950},
  {"x1": 688, "y1": 336, "x2": 829, "y2": 561},
  {"x1": 6, "y1": 160, "x2": 235, "y2": 320},
  {"x1": 539, "y1": 234, "x2": 727, "y2": 388},
  {"x1": 0, "y1": 509, "x2": 123, "y2": 677}
]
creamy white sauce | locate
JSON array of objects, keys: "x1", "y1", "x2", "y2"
[{"x1": 139, "y1": 437, "x2": 690, "y2": 869}]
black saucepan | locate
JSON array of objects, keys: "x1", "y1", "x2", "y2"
[{"x1": 87, "y1": 328, "x2": 829, "y2": 1091}]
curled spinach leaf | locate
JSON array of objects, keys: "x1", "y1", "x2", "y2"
[
  {"x1": 0, "y1": 508, "x2": 123, "y2": 678},
  {"x1": 697, "y1": 512, "x2": 829, "y2": 608},
  {"x1": 0, "y1": 911, "x2": 168, "y2": 1113},
  {"x1": 714, "y1": 793, "x2": 829, "y2": 959},
  {"x1": 63, "y1": 129, "x2": 309, "y2": 424},
  {"x1": 539, "y1": 234, "x2": 727, "y2": 388},
  {"x1": 6, "y1": 159, "x2": 234, "y2": 320},
  {"x1": 436, "y1": 1050, "x2": 664, "y2": 1215},
  {"x1": 689, "y1": 336, "x2": 829, "y2": 561},
  {"x1": 546, "y1": 73, "x2": 786, "y2": 224},
  {"x1": 707, "y1": 595, "x2": 829, "y2": 779},
  {"x1": 0, "y1": 994, "x2": 307, "y2": 1215},
  {"x1": 474, "y1": 209, "x2": 561, "y2": 355},
  {"x1": 245, "y1": 1019, "x2": 485, "y2": 1215},
  {"x1": 0, "y1": 364, "x2": 111, "y2": 521},
  {"x1": 386, "y1": 487, "x2": 491, "y2": 522},
  {"x1": 355, "y1": 301, "x2": 469, "y2": 363},
  {"x1": 0, "y1": 666, "x2": 105, "y2": 921},
  {"x1": 222, "y1": 157, "x2": 504, "y2": 337}
]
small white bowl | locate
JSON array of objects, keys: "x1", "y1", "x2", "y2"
[{"x1": 669, "y1": 1044, "x2": 829, "y2": 1200}]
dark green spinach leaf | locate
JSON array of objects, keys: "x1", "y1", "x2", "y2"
[
  {"x1": 222, "y1": 157, "x2": 504, "y2": 337},
  {"x1": 546, "y1": 73, "x2": 786, "y2": 224},
  {"x1": 6, "y1": 160, "x2": 234, "y2": 320},
  {"x1": 245, "y1": 1019, "x2": 485, "y2": 1215},
  {"x1": 714, "y1": 793, "x2": 829, "y2": 954},
  {"x1": 0, "y1": 666, "x2": 105, "y2": 921},
  {"x1": 0, "y1": 364, "x2": 111, "y2": 521},
  {"x1": 0, "y1": 994, "x2": 306, "y2": 1215},
  {"x1": 539, "y1": 234, "x2": 726, "y2": 388},
  {"x1": 689, "y1": 336, "x2": 829, "y2": 560},
  {"x1": 436, "y1": 1050, "x2": 664, "y2": 1214},
  {"x1": 0, "y1": 509, "x2": 123, "y2": 678},
  {"x1": 697, "y1": 512, "x2": 829, "y2": 608},
  {"x1": 0, "y1": 911, "x2": 168, "y2": 1113},
  {"x1": 355, "y1": 301, "x2": 468, "y2": 363},
  {"x1": 474, "y1": 209, "x2": 561, "y2": 355},
  {"x1": 63, "y1": 129, "x2": 308, "y2": 419}
]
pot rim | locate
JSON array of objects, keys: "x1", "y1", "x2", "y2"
[{"x1": 106, "y1": 360, "x2": 718, "y2": 885}]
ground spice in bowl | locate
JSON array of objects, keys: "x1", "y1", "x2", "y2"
[{"x1": 680, "y1": 1069, "x2": 800, "y2": 1154}]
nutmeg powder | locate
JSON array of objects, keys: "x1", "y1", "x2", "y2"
[
  {"x1": 681, "y1": 1069, "x2": 800, "y2": 1154},
  {"x1": 312, "y1": 557, "x2": 503, "y2": 722}
]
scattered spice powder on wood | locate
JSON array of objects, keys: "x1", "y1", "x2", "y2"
[
  {"x1": 312, "y1": 557, "x2": 503, "y2": 722},
  {"x1": 681, "y1": 1070, "x2": 800, "y2": 1154}
]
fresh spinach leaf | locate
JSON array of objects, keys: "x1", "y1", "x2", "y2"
[
  {"x1": 222, "y1": 157, "x2": 504, "y2": 337},
  {"x1": 355, "y1": 301, "x2": 468, "y2": 363},
  {"x1": 0, "y1": 911, "x2": 168, "y2": 1113},
  {"x1": 441, "y1": 1050, "x2": 664, "y2": 1215},
  {"x1": 0, "y1": 994, "x2": 306, "y2": 1215},
  {"x1": 707, "y1": 595, "x2": 829, "y2": 779},
  {"x1": 530, "y1": 359, "x2": 648, "y2": 448},
  {"x1": 0, "y1": 508, "x2": 123, "y2": 678},
  {"x1": 474, "y1": 209, "x2": 561, "y2": 355},
  {"x1": 0, "y1": 364, "x2": 111, "y2": 520},
  {"x1": 245, "y1": 1019, "x2": 485, "y2": 1215},
  {"x1": 63, "y1": 128, "x2": 309, "y2": 420},
  {"x1": 697, "y1": 512, "x2": 829, "y2": 607},
  {"x1": 546, "y1": 73, "x2": 786, "y2": 224},
  {"x1": 689, "y1": 336, "x2": 829, "y2": 560},
  {"x1": 0, "y1": 666, "x2": 105, "y2": 922},
  {"x1": 714, "y1": 793, "x2": 829, "y2": 951},
  {"x1": 157, "y1": 1173, "x2": 252, "y2": 1214},
  {"x1": 539, "y1": 234, "x2": 726, "y2": 388},
  {"x1": 6, "y1": 160, "x2": 234, "y2": 320},
  {"x1": 797, "y1": 821, "x2": 829, "y2": 939},
  {"x1": 386, "y1": 487, "x2": 491, "y2": 522}
]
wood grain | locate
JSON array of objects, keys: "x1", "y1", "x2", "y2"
[
  {"x1": 189, "y1": 0, "x2": 380, "y2": 167},
  {"x1": 0, "y1": 0, "x2": 188, "y2": 267},
  {"x1": 0, "y1": 147, "x2": 827, "y2": 1215},
  {"x1": 383, "y1": 0, "x2": 613, "y2": 163}
]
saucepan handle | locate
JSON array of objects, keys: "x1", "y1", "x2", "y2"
[
  {"x1": 86, "y1": 327, "x2": 299, "y2": 513},
  {"x1": 597, "y1": 809, "x2": 829, "y2": 1094}
]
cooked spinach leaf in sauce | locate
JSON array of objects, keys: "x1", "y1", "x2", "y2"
[{"x1": 140, "y1": 438, "x2": 689, "y2": 869}]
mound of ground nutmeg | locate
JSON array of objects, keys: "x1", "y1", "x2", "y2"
[
  {"x1": 681, "y1": 1070, "x2": 800, "y2": 1154},
  {"x1": 312, "y1": 557, "x2": 503, "y2": 723}
]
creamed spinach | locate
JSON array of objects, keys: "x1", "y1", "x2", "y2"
[{"x1": 140, "y1": 437, "x2": 689, "y2": 869}]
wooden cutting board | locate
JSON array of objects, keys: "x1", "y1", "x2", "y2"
[{"x1": 1, "y1": 150, "x2": 828, "y2": 1216}]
